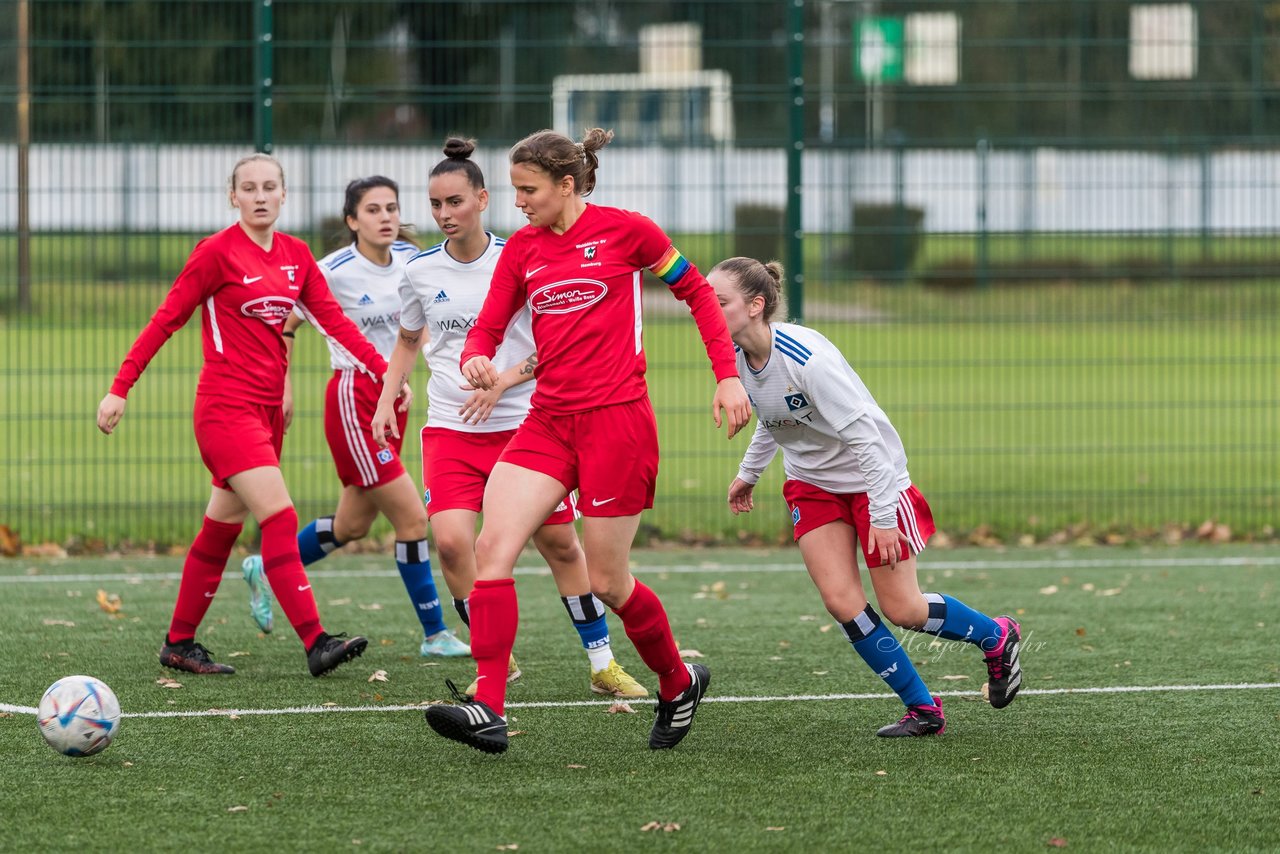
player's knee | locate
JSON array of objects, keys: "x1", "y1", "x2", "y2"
[
  {"x1": 435, "y1": 533, "x2": 470, "y2": 568},
  {"x1": 880, "y1": 598, "x2": 927, "y2": 631},
  {"x1": 334, "y1": 519, "x2": 371, "y2": 543},
  {"x1": 391, "y1": 512, "x2": 428, "y2": 543},
  {"x1": 539, "y1": 532, "x2": 583, "y2": 568}
]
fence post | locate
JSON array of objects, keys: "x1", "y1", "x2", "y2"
[
  {"x1": 254, "y1": 0, "x2": 274, "y2": 153},
  {"x1": 786, "y1": 0, "x2": 805, "y2": 322},
  {"x1": 1199, "y1": 142, "x2": 1210, "y2": 263},
  {"x1": 1164, "y1": 135, "x2": 1176, "y2": 280},
  {"x1": 16, "y1": 0, "x2": 31, "y2": 312},
  {"x1": 977, "y1": 137, "x2": 990, "y2": 289},
  {"x1": 891, "y1": 131, "x2": 905, "y2": 284}
]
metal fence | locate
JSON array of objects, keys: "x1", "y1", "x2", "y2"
[{"x1": 1, "y1": 0, "x2": 1276, "y2": 547}]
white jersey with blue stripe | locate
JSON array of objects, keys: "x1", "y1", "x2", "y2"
[
  {"x1": 317, "y1": 240, "x2": 418, "y2": 369},
  {"x1": 399, "y1": 233, "x2": 535, "y2": 432},
  {"x1": 736, "y1": 322, "x2": 911, "y2": 503}
]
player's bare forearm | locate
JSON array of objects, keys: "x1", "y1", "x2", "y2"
[
  {"x1": 386, "y1": 326, "x2": 422, "y2": 391},
  {"x1": 498, "y1": 353, "x2": 538, "y2": 392}
]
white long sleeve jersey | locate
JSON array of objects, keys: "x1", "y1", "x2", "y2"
[
  {"x1": 735, "y1": 322, "x2": 911, "y2": 528},
  {"x1": 316, "y1": 240, "x2": 419, "y2": 368},
  {"x1": 398, "y1": 233, "x2": 536, "y2": 432}
]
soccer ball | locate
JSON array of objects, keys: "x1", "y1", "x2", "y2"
[{"x1": 36, "y1": 675, "x2": 121, "y2": 757}]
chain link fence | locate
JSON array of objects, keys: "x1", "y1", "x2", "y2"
[{"x1": 1, "y1": 0, "x2": 1276, "y2": 547}]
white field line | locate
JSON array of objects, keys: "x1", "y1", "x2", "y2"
[
  {"x1": 3, "y1": 554, "x2": 1280, "y2": 585},
  {"x1": 4, "y1": 682, "x2": 1279, "y2": 719}
]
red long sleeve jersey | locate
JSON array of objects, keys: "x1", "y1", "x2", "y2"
[
  {"x1": 110, "y1": 224, "x2": 388, "y2": 405},
  {"x1": 461, "y1": 205, "x2": 738, "y2": 414}
]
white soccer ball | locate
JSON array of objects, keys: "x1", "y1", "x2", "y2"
[{"x1": 36, "y1": 675, "x2": 122, "y2": 757}]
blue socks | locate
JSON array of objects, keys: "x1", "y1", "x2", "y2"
[
  {"x1": 561, "y1": 594, "x2": 610, "y2": 651},
  {"x1": 922, "y1": 593, "x2": 1002, "y2": 651},
  {"x1": 395, "y1": 539, "x2": 446, "y2": 636},
  {"x1": 297, "y1": 516, "x2": 340, "y2": 566},
  {"x1": 296, "y1": 517, "x2": 448, "y2": 638},
  {"x1": 841, "y1": 604, "x2": 934, "y2": 708}
]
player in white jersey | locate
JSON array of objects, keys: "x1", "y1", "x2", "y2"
[
  {"x1": 371, "y1": 138, "x2": 645, "y2": 700},
  {"x1": 241, "y1": 176, "x2": 470, "y2": 658},
  {"x1": 712, "y1": 257, "x2": 1023, "y2": 737}
]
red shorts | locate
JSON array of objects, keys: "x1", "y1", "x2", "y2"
[
  {"x1": 783, "y1": 481, "x2": 935, "y2": 568},
  {"x1": 421, "y1": 426, "x2": 576, "y2": 525},
  {"x1": 193, "y1": 395, "x2": 284, "y2": 490},
  {"x1": 497, "y1": 397, "x2": 658, "y2": 517},
  {"x1": 324, "y1": 370, "x2": 407, "y2": 489}
]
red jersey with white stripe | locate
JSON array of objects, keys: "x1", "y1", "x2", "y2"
[
  {"x1": 109, "y1": 224, "x2": 388, "y2": 406},
  {"x1": 461, "y1": 204, "x2": 737, "y2": 414}
]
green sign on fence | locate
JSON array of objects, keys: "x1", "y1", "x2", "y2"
[{"x1": 854, "y1": 16, "x2": 903, "y2": 83}]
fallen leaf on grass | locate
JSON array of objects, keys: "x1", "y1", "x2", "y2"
[
  {"x1": 811, "y1": 670, "x2": 829, "y2": 676},
  {"x1": 1039, "y1": 585, "x2": 1059, "y2": 595},
  {"x1": 1048, "y1": 838, "x2": 1068, "y2": 848},
  {"x1": 0, "y1": 712, "x2": 12, "y2": 718},
  {"x1": 329, "y1": 598, "x2": 351, "y2": 606},
  {"x1": 496, "y1": 845, "x2": 519, "y2": 851},
  {"x1": 0, "y1": 525, "x2": 20, "y2": 556},
  {"x1": 1099, "y1": 588, "x2": 1123, "y2": 597},
  {"x1": 819, "y1": 624, "x2": 833, "y2": 633},
  {"x1": 367, "y1": 670, "x2": 389, "y2": 683},
  {"x1": 506, "y1": 730, "x2": 525, "y2": 737},
  {"x1": 799, "y1": 615, "x2": 819, "y2": 621},
  {"x1": 96, "y1": 589, "x2": 123, "y2": 614},
  {"x1": 981, "y1": 682, "x2": 990, "y2": 701},
  {"x1": 1075, "y1": 628, "x2": 1086, "y2": 637},
  {"x1": 227, "y1": 805, "x2": 249, "y2": 813},
  {"x1": 229, "y1": 651, "x2": 250, "y2": 657},
  {"x1": 567, "y1": 764, "x2": 587, "y2": 769},
  {"x1": 875, "y1": 770, "x2": 887, "y2": 776},
  {"x1": 379, "y1": 639, "x2": 395, "y2": 646},
  {"x1": 678, "y1": 649, "x2": 704, "y2": 659},
  {"x1": 23, "y1": 542, "x2": 67, "y2": 558},
  {"x1": 155, "y1": 678, "x2": 183, "y2": 689},
  {"x1": 640, "y1": 822, "x2": 681, "y2": 833},
  {"x1": 939, "y1": 674, "x2": 969, "y2": 681},
  {"x1": 42, "y1": 619, "x2": 76, "y2": 627},
  {"x1": 320, "y1": 702, "x2": 339, "y2": 708},
  {"x1": 357, "y1": 603, "x2": 383, "y2": 611},
  {"x1": 768, "y1": 655, "x2": 784, "y2": 661},
  {"x1": 605, "y1": 702, "x2": 637, "y2": 714},
  {"x1": 228, "y1": 714, "x2": 240, "y2": 721},
  {"x1": 122, "y1": 761, "x2": 134, "y2": 767},
  {"x1": 1080, "y1": 583, "x2": 1096, "y2": 592},
  {"x1": 765, "y1": 827, "x2": 786, "y2": 832}
]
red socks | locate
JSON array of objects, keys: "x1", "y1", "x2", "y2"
[
  {"x1": 260, "y1": 507, "x2": 323, "y2": 649},
  {"x1": 469, "y1": 578, "x2": 518, "y2": 715},
  {"x1": 615, "y1": 580, "x2": 690, "y2": 701},
  {"x1": 168, "y1": 516, "x2": 242, "y2": 643}
]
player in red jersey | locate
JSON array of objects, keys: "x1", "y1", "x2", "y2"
[
  {"x1": 423, "y1": 128, "x2": 752, "y2": 754},
  {"x1": 239, "y1": 176, "x2": 473, "y2": 660},
  {"x1": 96, "y1": 153, "x2": 387, "y2": 678},
  {"x1": 371, "y1": 138, "x2": 646, "y2": 700}
]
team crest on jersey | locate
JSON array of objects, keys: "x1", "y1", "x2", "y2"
[
  {"x1": 791, "y1": 506, "x2": 801, "y2": 526},
  {"x1": 784, "y1": 392, "x2": 810, "y2": 411},
  {"x1": 240, "y1": 296, "x2": 296, "y2": 325},
  {"x1": 279, "y1": 264, "x2": 297, "y2": 283},
  {"x1": 376, "y1": 448, "x2": 394, "y2": 464},
  {"x1": 529, "y1": 279, "x2": 608, "y2": 314},
  {"x1": 583, "y1": 245, "x2": 596, "y2": 260}
]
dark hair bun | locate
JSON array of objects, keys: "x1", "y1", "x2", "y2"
[{"x1": 442, "y1": 137, "x2": 477, "y2": 160}]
